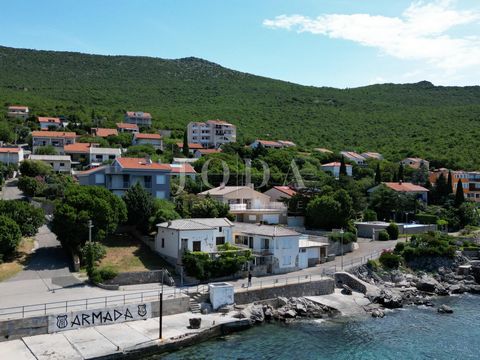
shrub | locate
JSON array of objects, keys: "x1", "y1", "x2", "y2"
[
  {"x1": 18, "y1": 176, "x2": 45, "y2": 197},
  {"x1": 0, "y1": 215, "x2": 22, "y2": 259},
  {"x1": 328, "y1": 231, "x2": 357, "y2": 244},
  {"x1": 96, "y1": 266, "x2": 118, "y2": 282},
  {"x1": 386, "y1": 222, "x2": 399, "y2": 240},
  {"x1": 19, "y1": 160, "x2": 52, "y2": 177},
  {"x1": 394, "y1": 242, "x2": 405, "y2": 254},
  {"x1": 379, "y1": 251, "x2": 402, "y2": 269},
  {"x1": 415, "y1": 213, "x2": 438, "y2": 224},
  {"x1": 81, "y1": 242, "x2": 106, "y2": 263},
  {"x1": 366, "y1": 259, "x2": 378, "y2": 271},
  {"x1": 363, "y1": 209, "x2": 377, "y2": 221},
  {"x1": 378, "y1": 230, "x2": 390, "y2": 241},
  {"x1": 0, "y1": 200, "x2": 45, "y2": 236}
]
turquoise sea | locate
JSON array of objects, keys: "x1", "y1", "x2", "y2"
[{"x1": 153, "y1": 294, "x2": 479, "y2": 359}]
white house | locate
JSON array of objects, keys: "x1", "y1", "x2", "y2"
[
  {"x1": 187, "y1": 120, "x2": 236, "y2": 148},
  {"x1": 133, "y1": 133, "x2": 163, "y2": 150},
  {"x1": 155, "y1": 218, "x2": 234, "y2": 265},
  {"x1": 401, "y1": 157, "x2": 430, "y2": 170},
  {"x1": 89, "y1": 147, "x2": 122, "y2": 165},
  {"x1": 125, "y1": 111, "x2": 152, "y2": 127},
  {"x1": 32, "y1": 131, "x2": 77, "y2": 154},
  {"x1": 340, "y1": 151, "x2": 366, "y2": 165},
  {"x1": 321, "y1": 162, "x2": 353, "y2": 178},
  {"x1": 7, "y1": 106, "x2": 29, "y2": 120},
  {"x1": 38, "y1": 117, "x2": 62, "y2": 130},
  {"x1": 233, "y1": 222, "x2": 300, "y2": 274},
  {"x1": 263, "y1": 186, "x2": 297, "y2": 202},
  {"x1": 29, "y1": 154, "x2": 72, "y2": 173},
  {"x1": 0, "y1": 147, "x2": 24, "y2": 165}
]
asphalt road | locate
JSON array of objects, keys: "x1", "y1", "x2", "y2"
[{"x1": 1, "y1": 178, "x2": 24, "y2": 200}]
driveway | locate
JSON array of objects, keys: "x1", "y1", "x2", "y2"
[{"x1": 1, "y1": 178, "x2": 24, "y2": 200}]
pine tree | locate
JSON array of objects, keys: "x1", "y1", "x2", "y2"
[
  {"x1": 455, "y1": 179, "x2": 465, "y2": 207},
  {"x1": 182, "y1": 130, "x2": 189, "y2": 157},
  {"x1": 447, "y1": 170, "x2": 453, "y2": 194},
  {"x1": 339, "y1": 156, "x2": 347, "y2": 176},
  {"x1": 398, "y1": 163, "x2": 404, "y2": 181},
  {"x1": 375, "y1": 163, "x2": 381, "y2": 184}
]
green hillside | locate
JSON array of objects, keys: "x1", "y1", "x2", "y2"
[{"x1": 1, "y1": 45, "x2": 480, "y2": 169}]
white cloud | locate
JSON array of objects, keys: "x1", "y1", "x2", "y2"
[{"x1": 263, "y1": 0, "x2": 480, "y2": 75}]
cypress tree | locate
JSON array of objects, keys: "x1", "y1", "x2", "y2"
[
  {"x1": 455, "y1": 179, "x2": 465, "y2": 207},
  {"x1": 398, "y1": 163, "x2": 404, "y2": 181},
  {"x1": 433, "y1": 173, "x2": 447, "y2": 204},
  {"x1": 375, "y1": 163, "x2": 381, "y2": 184},
  {"x1": 392, "y1": 171, "x2": 398, "y2": 182},
  {"x1": 447, "y1": 170, "x2": 453, "y2": 194},
  {"x1": 339, "y1": 156, "x2": 347, "y2": 176},
  {"x1": 182, "y1": 130, "x2": 189, "y2": 157}
]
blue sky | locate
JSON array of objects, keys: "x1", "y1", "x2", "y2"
[{"x1": 1, "y1": 0, "x2": 480, "y2": 87}]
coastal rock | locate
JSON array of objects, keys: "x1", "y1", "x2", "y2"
[
  {"x1": 437, "y1": 305, "x2": 453, "y2": 314},
  {"x1": 371, "y1": 309, "x2": 385, "y2": 318},
  {"x1": 378, "y1": 289, "x2": 403, "y2": 309},
  {"x1": 416, "y1": 276, "x2": 440, "y2": 293},
  {"x1": 277, "y1": 297, "x2": 288, "y2": 307},
  {"x1": 249, "y1": 305, "x2": 265, "y2": 323},
  {"x1": 284, "y1": 309, "x2": 297, "y2": 319}
]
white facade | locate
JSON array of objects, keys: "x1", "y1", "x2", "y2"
[
  {"x1": 187, "y1": 120, "x2": 236, "y2": 148},
  {"x1": 7, "y1": 106, "x2": 29, "y2": 120},
  {"x1": 0, "y1": 148, "x2": 24, "y2": 165},
  {"x1": 321, "y1": 162, "x2": 353, "y2": 178},
  {"x1": 155, "y1": 218, "x2": 234, "y2": 265},
  {"x1": 29, "y1": 155, "x2": 72, "y2": 173},
  {"x1": 88, "y1": 147, "x2": 121, "y2": 164}
]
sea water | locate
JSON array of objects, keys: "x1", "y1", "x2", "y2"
[{"x1": 149, "y1": 294, "x2": 480, "y2": 359}]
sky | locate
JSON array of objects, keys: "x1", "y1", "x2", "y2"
[{"x1": 1, "y1": 0, "x2": 480, "y2": 88}]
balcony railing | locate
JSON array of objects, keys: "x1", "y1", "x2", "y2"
[{"x1": 229, "y1": 202, "x2": 287, "y2": 211}]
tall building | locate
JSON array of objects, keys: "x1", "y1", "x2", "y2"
[
  {"x1": 187, "y1": 120, "x2": 236, "y2": 148},
  {"x1": 124, "y1": 111, "x2": 152, "y2": 127}
]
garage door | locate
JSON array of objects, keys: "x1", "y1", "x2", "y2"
[{"x1": 262, "y1": 214, "x2": 280, "y2": 224}]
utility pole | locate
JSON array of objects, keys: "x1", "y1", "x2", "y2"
[
  {"x1": 88, "y1": 220, "x2": 93, "y2": 243},
  {"x1": 159, "y1": 292, "x2": 163, "y2": 340},
  {"x1": 340, "y1": 228, "x2": 345, "y2": 270}
]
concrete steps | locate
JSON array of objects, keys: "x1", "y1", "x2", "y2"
[{"x1": 189, "y1": 299, "x2": 201, "y2": 314}]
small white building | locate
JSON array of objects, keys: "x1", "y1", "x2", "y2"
[
  {"x1": 29, "y1": 154, "x2": 72, "y2": 173},
  {"x1": 155, "y1": 218, "x2": 234, "y2": 265},
  {"x1": 321, "y1": 162, "x2": 353, "y2": 178},
  {"x1": 38, "y1": 117, "x2": 61, "y2": 130},
  {"x1": 0, "y1": 147, "x2": 24, "y2": 165},
  {"x1": 7, "y1": 106, "x2": 29, "y2": 120},
  {"x1": 233, "y1": 222, "x2": 300, "y2": 274},
  {"x1": 340, "y1": 151, "x2": 366, "y2": 165},
  {"x1": 133, "y1": 133, "x2": 163, "y2": 150},
  {"x1": 89, "y1": 147, "x2": 122, "y2": 165}
]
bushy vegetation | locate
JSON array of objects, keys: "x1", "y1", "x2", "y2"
[
  {"x1": 395, "y1": 232, "x2": 456, "y2": 263},
  {"x1": 2, "y1": 46, "x2": 480, "y2": 169},
  {"x1": 182, "y1": 246, "x2": 252, "y2": 280},
  {"x1": 0, "y1": 215, "x2": 22, "y2": 261},
  {"x1": 379, "y1": 250, "x2": 402, "y2": 269},
  {"x1": 386, "y1": 222, "x2": 399, "y2": 240},
  {"x1": 0, "y1": 200, "x2": 44, "y2": 236},
  {"x1": 328, "y1": 231, "x2": 357, "y2": 244},
  {"x1": 378, "y1": 230, "x2": 390, "y2": 241}
]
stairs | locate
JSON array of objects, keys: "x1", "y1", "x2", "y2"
[{"x1": 189, "y1": 298, "x2": 201, "y2": 314}]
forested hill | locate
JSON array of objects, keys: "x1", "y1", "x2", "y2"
[{"x1": 1, "y1": 45, "x2": 480, "y2": 169}]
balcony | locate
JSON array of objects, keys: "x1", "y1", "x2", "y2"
[{"x1": 229, "y1": 202, "x2": 287, "y2": 212}]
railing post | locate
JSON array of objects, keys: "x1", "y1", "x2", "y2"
[
  {"x1": 105, "y1": 297, "x2": 107, "y2": 308},
  {"x1": 65, "y1": 301, "x2": 68, "y2": 313},
  {"x1": 123, "y1": 294, "x2": 126, "y2": 305},
  {"x1": 44, "y1": 304, "x2": 47, "y2": 315},
  {"x1": 85, "y1": 299, "x2": 88, "y2": 310},
  {"x1": 22, "y1": 306, "x2": 25, "y2": 318}
]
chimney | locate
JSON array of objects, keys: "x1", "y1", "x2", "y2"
[
  {"x1": 219, "y1": 182, "x2": 225, "y2": 189},
  {"x1": 399, "y1": 180, "x2": 403, "y2": 185},
  {"x1": 145, "y1": 155, "x2": 152, "y2": 164},
  {"x1": 167, "y1": 221, "x2": 172, "y2": 227}
]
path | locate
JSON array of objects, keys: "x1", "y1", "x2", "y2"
[{"x1": 1, "y1": 178, "x2": 24, "y2": 200}]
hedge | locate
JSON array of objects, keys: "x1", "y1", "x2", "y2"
[
  {"x1": 328, "y1": 231, "x2": 357, "y2": 244},
  {"x1": 415, "y1": 213, "x2": 438, "y2": 224}
]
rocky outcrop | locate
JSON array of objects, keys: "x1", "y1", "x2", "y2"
[{"x1": 437, "y1": 305, "x2": 453, "y2": 314}]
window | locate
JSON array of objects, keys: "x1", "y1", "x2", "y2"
[
  {"x1": 109, "y1": 155, "x2": 115, "y2": 160},
  {"x1": 96, "y1": 155, "x2": 102, "y2": 160},
  {"x1": 216, "y1": 236, "x2": 225, "y2": 245},
  {"x1": 123, "y1": 175, "x2": 130, "y2": 188},
  {"x1": 144, "y1": 176, "x2": 152, "y2": 188},
  {"x1": 218, "y1": 226, "x2": 222, "y2": 232},
  {"x1": 155, "y1": 191, "x2": 166, "y2": 199},
  {"x1": 95, "y1": 174, "x2": 105, "y2": 184},
  {"x1": 192, "y1": 241, "x2": 201, "y2": 252},
  {"x1": 156, "y1": 175, "x2": 166, "y2": 185},
  {"x1": 282, "y1": 255, "x2": 292, "y2": 266},
  {"x1": 59, "y1": 163, "x2": 65, "y2": 167},
  {"x1": 161, "y1": 238, "x2": 165, "y2": 248}
]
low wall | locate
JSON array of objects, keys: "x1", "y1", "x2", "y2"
[
  {"x1": 104, "y1": 270, "x2": 175, "y2": 287},
  {"x1": 234, "y1": 279, "x2": 335, "y2": 305},
  {"x1": 334, "y1": 271, "x2": 376, "y2": 294},
  {"x1": 0, "y1": 295, "x2": 189, "y2": 342}
]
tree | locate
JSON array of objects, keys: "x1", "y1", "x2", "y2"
[
  {"x1": 339, "y1": 156, "x2": 347, "y2": 176},
  {"x1": 34, "y1": 145, "x2": 57, "y2": 155},
  {"x1": 19, "y1": 160, "x2": 52, "y2": 177},
  {"x1": 190, "y1": 196, "x2": 231, "y2": 218},
  {"x1": 123, "y1": 183, "x2": 155, "y2": 234},
  {"x1": 0, "y1": 200, "x2": 44, "y2": 236},
  {"x1": 150, "y1": 199, "x2": 180, "y2": 231},
  {"x1": 305, "y1": 190, "x2": 353, "y2": 229},
  {"x1": 17, "y1": 176, "x2": 46, "y2": 197},
  {"x1": 374, "y1": 163, "x2": 381, "y2": 184},
  {"x1": 386, "y1": 222, "x2": 399, "y2": 240},
  {"x1": 447, "y1": 170, "x2": 453, "y2": 194},
  {"x1": 0, "y1": 215, "x2": 22, "y2": 260},
  {"x1": 432, "y1": 173, "x2": 448, "y2": 205},
  {"x1": 455, "y1": 179, "x2": 465, "y2": 207},
  {"x1": 51, "y1": 185, "x2": 127, "y2": 254},
  {"x1": 398, "y1": 163, "x2": 404, "y2": 181},
  {"x1": 182, "y1": 130, "x2": 189, "y2": 157}
]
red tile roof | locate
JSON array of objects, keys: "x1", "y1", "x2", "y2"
[
  {"x1": 93, "y1": 128, "x2": 118, "y2": 137},
  {"x1": 8, "y1": 106, "x2": 28, "y2": 110},
  {"x1": 76, "y1": 165, "x2": 107, "y2": 176},
  {"x1": 32, "y1": 131, "x2": 77, "y2": 138},
  {"x1": 321, "y1": 162, "x2": 352, "y2": 167},
  {"x1": 176, "y1": 142, "x2": 203, "y2": 149},
  {"x1": 206, "y1": 119, "x2": 233, "y2": 125},
  {"x1": 64, "y1": 143, "x2": 92, "y2": 153},
  {"x1": 126, "y1": 111, "x2": 152, "y2": 118},
  {"x1": 383, "y1": 182, "x2": 429, "y2": 192},
  {"x1": 169, "y1": 163, "x2": 196, "y2": 174},
  {"x1": 272, "y1": 186, "x2": 296, "y2": 197},
  {"x1": 257, "y1": 139, "x2": 282, "y2": 147},
  {"x1": 196, "y1": 148, "x2": 221, "y2": 154},
  {"x1": 38, "y1": 117, "x2": 61, "y2": 124},
  {"x1": 0, "y1": 147, "x2": 21, "y2": 153},
  {"x1": 116, "y1": 157, "x2": 170, "y2": 170},
  {"x1": 116, "y1": 123, "x2": 139, "y2": 130},
  {"x1": 134, "y1": 133, "x2": 161, "y2": 140}
]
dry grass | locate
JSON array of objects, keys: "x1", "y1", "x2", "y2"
[
  {"x1": 0, "y1": 237, "x2": 35, "y2": 282},
  {"x1": 99, "y1": 233, "x2": 173, "y2": 273}
]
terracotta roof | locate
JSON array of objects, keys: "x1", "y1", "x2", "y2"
[
  {"x1": 176, "y1": 142, "x2": 203, "y2": 149},
  {"x1": 277, "y1": 140, "x2": 296, "y2": 147},
  {"x1": 321, "y1": 162, "x2": 352, "y2": 167},
  {"x1": 196, "y1": 148, "x2": 221, "y2": 154},
  {"x1": 383, "y1": 182, "x2": 429, "y2": 192},
  {"x1": 314, "y1": 148, "x2": 333, "y2": 153},
  {"x1": 272, "y1": 186, "x2": 297, "y2": 197},
  {"x1": 76, "y1": 165, "x2": 107, "y2": 176},
  {"x1": 64, "y1": 143, "x2": 92, "y2": 153},
  {"x1": 134, "y1": 133, "x2": 161, "y2": 140},
  {"x1": 8, "y1": 106, "x2": 28, "y2": 110},
  {"x1": 341, "y1": 151, "x2": 366, "y2": 161},
  {"x1": 116, "y1": 123, "x2": 139, "y2": 130},
  {"x1": 115, "y1": 157, "x2": 170, "y2": 171},
  {"x1": 93, "y1": 128, "x2": 118, "y2": 137},
  {"x1": 126, "y1": 111, "x2": 152, "y2": 118},
  {"x1": 169, "y1": 163, "x2": 196, "y2": 174},
  {"x1": 32, "y1": 131, "x2": 77, "y2": 138},
  {"x1": 206, "y1": 119, "x2": 233, "y2": 126},
  {"x1": 256, "y1": 139, "x2": 282, "y2": 147},
  {"x1": 38, "y1": 117, "x2": 61, "y2": 124},
  {"x1": 0, "y1": 147, "x2": 21, "y2": 153}
]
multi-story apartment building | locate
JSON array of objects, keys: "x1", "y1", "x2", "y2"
[
  {"x1": 124, "y1": 111, "x2": 152, "y2": 127},
  {"x1": 7, "y1": 106, "x2": 29, "y2": 120},
  {"x1": 187, "y1": 120, "x2": 236, "y2": 148},
  {"x1": 429, "y1": 169, "x2": 480, "y2": 202},
  {"x1": 31, "y1": 131, "x2": 77, "y2": 154}
]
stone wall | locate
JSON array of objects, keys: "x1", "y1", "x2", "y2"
[
  {"x1": 104, "y1": 269, "x2": 175, "y2": 286},
  {"x1": 234, "y1": 279, "x2": 335, "y2": 304},
  {"x1": 0, "y1": 295, "x2": 189, "y2": 342},
  {"x1": 334, "y1": 271, "x2": 376, "y2": 294}
]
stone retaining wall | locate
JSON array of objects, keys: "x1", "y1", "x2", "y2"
[
  {"x1": 104, "y1": 269, "x2": 175, "y2": 287},
  {"x1": 0, "y1": 295, "x2": 189, "y2": 342},
  {"x1": 334, "y1": 271, "x2": 375, "y2": 294},
  {"x1": 234, "y1": 279, "x2": 335, "y2": 304}
]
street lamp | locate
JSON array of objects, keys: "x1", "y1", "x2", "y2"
[
  {"x1": 87, "y1": 220, "x2": 93, "y2": 243},
  {"x1": 340, "y1": 228, "x2": 345, "y2": 270}
]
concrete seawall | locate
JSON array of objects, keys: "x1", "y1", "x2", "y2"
[{"x1": 234, "y1": 279, "x2": 335, "y2": 304}]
